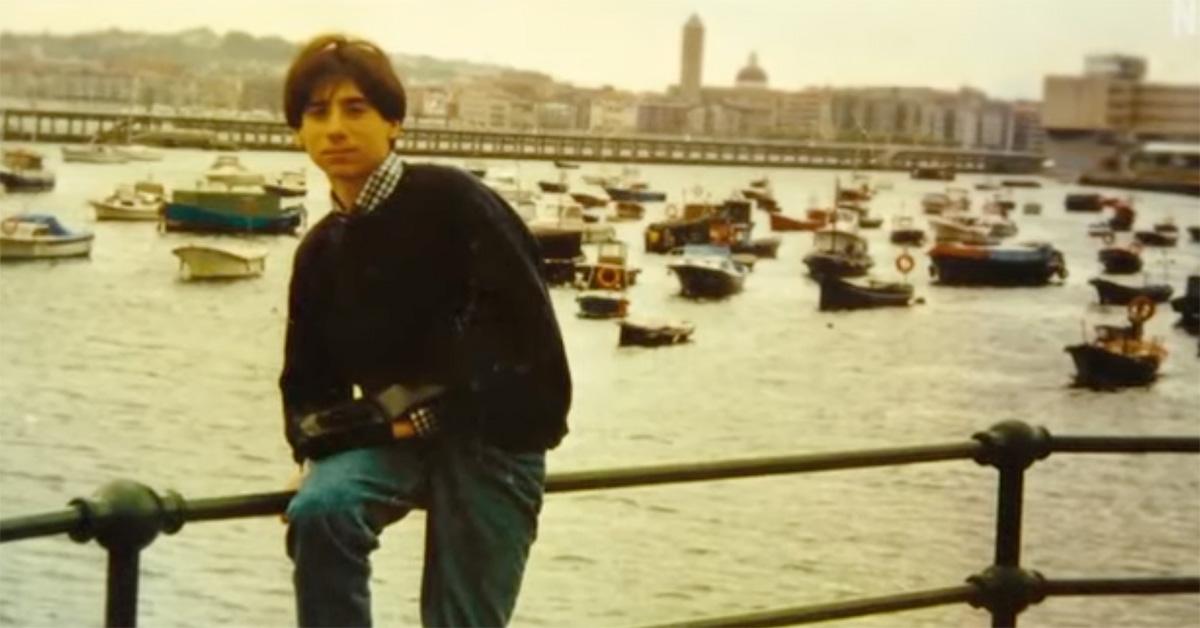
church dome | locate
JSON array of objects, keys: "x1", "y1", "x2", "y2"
[{"x1": 736, "y1": 52, "x2": 768, "y2": 87}]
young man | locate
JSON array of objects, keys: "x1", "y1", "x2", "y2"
[{"x1": 278, "y1": 34, "x2": 571, "y2": 627}]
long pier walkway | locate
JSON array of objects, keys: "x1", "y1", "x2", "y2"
[{"x1": 1, "y1": 107, "x2": 1045, "y2": 174}]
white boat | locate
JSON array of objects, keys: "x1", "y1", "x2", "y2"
[
  {"x1": 0, "y1": 214, "x2": 94, "y2": 260},
  {"x1": 90, "y1": 184, "x2": 163, "y2": 221},
  {"x1": 171, "y1": 244, "x2": 266, "y2": 280},
  {"x1": 61, "y1": 144, "x2": 129, "y2": 164},
  {"x1": 204, "y1": 154, "x2": 266, "y2": 187},
  {"x1": 263, "y1": 170, "x2": 307, "y2": 197},
  {"x1": 929, "y1": 215, "x2": 998, "y2": 245}
]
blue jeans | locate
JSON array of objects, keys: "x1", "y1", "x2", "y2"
[{"x1": 286, "y1": 438, "x2": 546, "y2": 627}]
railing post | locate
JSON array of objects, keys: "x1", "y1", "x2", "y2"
[
  {"x1": 968, "y1": 421, "x2": 1051, "y2": 627},
  {"x1": 67, "y1": 480, "x2": 186, "y2": 627}
]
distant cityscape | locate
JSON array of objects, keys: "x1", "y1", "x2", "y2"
[{"x1": 1, "y1": 17, "x2": 1197, "y2": 155}]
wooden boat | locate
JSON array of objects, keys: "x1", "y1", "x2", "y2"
[
  {"x1": 803, "y1": 227, "x2": 873, "y2": 278},
  {"x1": 0, "y1": 148, "x2": 55, "y2": 192},
  {"x1": 1133, "y1": 230, "x2": 1177, "y2": 247},
  {"x1": 818, "y1": 275, "x2": 914, "y2": 311},
  {"x1": 1097, "y1": 245, "x2": 1143, "y2": 275},
  {"x1": 618, "y1": 318, "x2": 695, "y2": 347},
  {"x1": 613, "y1": 201, "x2": 644, "y2": 221},
  {"x1": 172, "y1": 244, "x2": 266, "y2": 280},
  {"x1": 537, "y1": 180, "x2": 568, "y2": 194},
  {"x1": 667, "y1": 247, "x2": 748, "y2": 299},
  {"x1": 1065, "y1": 298, "x2": 1166, "y2": 388},
  {"x1": 1171, "y1": 275, "x2": 1199, "y2": 333},
  {"x1": 90, "y1": 185, "x2": 163, "y2": 221},
  {"x1": 928, "y1": 242, "x2": 1067, "y2": 286},
  {"x1": 1065, "y1": 194, "x2": 1104, "y2": 212},
  {"x1": 162, "y1": 187, "x2": 305, "y2": 235},
  {"x1": 570, "y1": 193, "x2": 608, "y2": 208},
  {"x1": 1088, "y1": 277, "x2": 1174, "y2": 306},
  {"x1": 0, "y1": 214, "x2": 94, "y2": 260},
  {"x1": 769, "y1": 212, "x2": 823, "y2": 232}
]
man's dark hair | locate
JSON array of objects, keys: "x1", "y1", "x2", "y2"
[{"x1": 283, "y1": 34, "x2": 407, "y2": 130}]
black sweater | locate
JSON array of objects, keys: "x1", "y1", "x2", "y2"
[{"x1": 279, "y1": 164, "x2": 571, "y2": 461}]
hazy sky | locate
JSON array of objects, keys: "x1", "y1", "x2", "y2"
[{"x1": 3, "y1": 0, "x2": 1198, "y2": 99}]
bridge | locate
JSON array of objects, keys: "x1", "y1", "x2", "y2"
[{"x1": 1, "y1": 107, "x2": 1046, "y2": 174}]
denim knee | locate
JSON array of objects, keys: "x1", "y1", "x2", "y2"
[{"x1": 286, "y1": 488, "x2": 380, "y2": 559}]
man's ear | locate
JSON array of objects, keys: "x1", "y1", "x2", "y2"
[{"x1": 389, "y1": 123, "x2": 403, "y2": 140}]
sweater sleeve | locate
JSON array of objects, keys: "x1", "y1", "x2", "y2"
[
  {"x1": 439, "y1": 177, "x2": 572, "y2": 449},
  {"x1": 279, "y1": 236, "x2": 357, "y2": 462}
]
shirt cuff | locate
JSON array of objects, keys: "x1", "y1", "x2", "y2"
[{"x1": 407, "y1": 405, "x2": 440, "y2": 438}]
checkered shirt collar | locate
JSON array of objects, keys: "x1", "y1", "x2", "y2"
[{"x1": 331, "y1": 147, "x2": 404, "y2": 214}]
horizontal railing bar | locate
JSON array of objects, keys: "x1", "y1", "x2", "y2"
[
  {"x1": 545, "y1": 441, "x2": 982, "y2": 493},
  {"x1": 1043, "y1": 577, "x2": 1200, "y2": 597},
  {"x1": 0, "y1": 510, "x2": 79, "y2": 543},
  {"x1": 647, "y1": 584, "x2": 978, "y2": 627},
  {"x1": 183, "y1": 492, "x2": 294, "y2": 524},
  {"x1": 1051, "y1": 436, "x2": 1200, "y2": 455}
]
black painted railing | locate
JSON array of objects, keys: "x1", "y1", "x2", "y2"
[{"x1": 1, "y1": 421, "x2": 1197, "y2": 627}]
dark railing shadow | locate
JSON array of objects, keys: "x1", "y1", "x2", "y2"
[{"x1": 1, "y1": 421, "x2": 1197, "y2": 627}]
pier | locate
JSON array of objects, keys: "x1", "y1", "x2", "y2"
[{"x1": 0, "y1": 107, "x2": 1046, "y2": 174}]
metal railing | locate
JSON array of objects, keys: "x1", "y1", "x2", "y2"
[{"x1": 1, "y1": 421, "x2": 1197, "y2": 627}]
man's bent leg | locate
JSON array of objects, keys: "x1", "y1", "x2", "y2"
[
  {"x1": 287, "y1": 443, "x2": 428, "y2": 627},
  {"x1": 421, "y1": 439, "x2": 546, "y2": 627}
]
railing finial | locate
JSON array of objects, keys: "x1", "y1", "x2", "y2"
[
  {"x1": 66, "y1": 480, "x2": 185, "y2": 550},
  {"x1": 968, "y1": 565, "x2": 1047, "y2": 625},
  {"x1": 972, "y1": 421, "x2": 1052, "y2": 471}
]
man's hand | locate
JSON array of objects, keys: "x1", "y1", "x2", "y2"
[{"x1": 280, "y1": 461, "x2": 311, "y2": 523}]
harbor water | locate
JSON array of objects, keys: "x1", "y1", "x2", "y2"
[{"x1": 1, "y1": 144, "x2": 1198, "y2": 627}]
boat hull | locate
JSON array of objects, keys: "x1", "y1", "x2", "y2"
[
  {"x1": 605, "y1": 187, "x2": 666, "y2": 203},
  {"x1": 819, "y1": 276, "x2": 914, "y2": 311},
  {"x1": 668, "y1": 263, "x2": 745, "y2": 299},
  {"x1": 172, "y1": 246, "x2": 265, "y2": 280},
  {"x1": 803, "y1": 252, "x2": 872, "y2": 278},
  {"x1": 1089, "y1": 278, "x2": 1173, "y2": 305},
  {"x1": 1098, "y1": 248, "x2": 1142, "y2": 274},
  {"x1": 162, "y1": 203, "x2": 304, "y2": 235},
  {"x1": 576, "y1": 292, "x2": 629, "y2": 319},
  {"x1": 0, "y1": 234, "x2": 93, "y2": 260},
  {"x1": 929, "y1": 245, "x2": 1065, "y2": 286},
  {"x1": 90, "y1": 200, "x2": 161, "y2": 221},
  {"x1": 1065, "y1": 344, "x2": 1160, "y2": 388},
  {"x1": 618, "y1": 320, "x2": 694, "y2": 347}
]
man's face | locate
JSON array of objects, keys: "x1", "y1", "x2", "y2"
[{"x1": 297, "y1": 78, "x2": 398, "y2": 182}]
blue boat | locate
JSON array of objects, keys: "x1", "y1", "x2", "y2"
[{"x1": 163, "y1": 187, "x2": 304, "y2": 235}]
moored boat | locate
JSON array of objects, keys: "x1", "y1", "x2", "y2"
[
  {"x1": 889, "y1": 215, "x2": 926, "y2": 245},
  {"x1": 171, "y1": 244, "x2": 267, "y2": 280},
  {"x1": 569, "y1": 192, "x2": 607, "y2": 209},
  {"x1": 770, "y1": 211, "x2": 823, "y2": 232},
  {"x1": 162, "y1": 187, "x2": 304, "y2": 235},
  {"x1": 1065, "y1": 298, "x2": 1166, "y2": 388},
  {"x1": 0, "y1": 214, "x2": 94, "y2": 260},
  {"x1": 61, "y1": 144, "x2": 129, "y2": 164},
  {"x1": 605, "y1": 184, "x2": 666, "y2": 203},
  {"x1": 803, "y1": 226, "x2": 873, "y2": 278},
  {"x1": 667, "y1": 246, "x2": 748, "y2": 299},
  {"x1": 262, "y1": 170, "x2": 307, "y2": 197},
  {"x1": 818, "y1": 275, "x2": 914, "y2": 311},
  {"x1": 1088, "y1": 277, "x2": 1174, "y2": 306},
  {"x1": 90, "y1": 185, "x2": 163, "y2": 221},
  {"x1": 928, "y1": 242, "x2": 1067, "y2": 286},
  {"x1": 1098, "y1": 244, "x2": 1143, "y2": 275},
  {"x1": 911, "y1": 166, "x2": 955, "y2": 181},
  {"x1": 1133, "y1": 230, "x2": 1177, "y2": 247},
  {"x1": 618, "y1": 318, "x2": 695, "y2": 347},
  {"x1": 0, "y1": 148, "x2": 55, "y2": 192},
  {"x1": 204, "y1": 154, "x2": 266, "y2": 187},
  {"x1": 576, "y1": 292, "x2": 630, "y2": 319}
]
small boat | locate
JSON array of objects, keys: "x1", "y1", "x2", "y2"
[
  {"x1": 1065, "y1": 299, "x2": 1166, "y2": 389},
  {"x1": 576, "y1": 292, "x2": 630, "y2": 319},
  {"x1": 1022, "y1": 202, "x2": 1042, "y2": 215},
  {"x1": 731, "y1": 232, "x2": 781, "y2": 259},
  {"x1": 929, "y1": 216, "x2": 997, "y2": 246},
  {"x1": 1133, "y1": 230, "x2": 1177, "y2": 247},
  {"x1": 818, "y1": 275, "x2": 914, "y2": 311},
  {"x1": 618, "y1": 318, "x2": 695, "y2": 347},
  {"x1": 0, "y1": 148, "x2": 55, "y2": 192},
  {"x1": 162, "y1": 186, "x2": 305, "y2": 235},
  {"x1": 605, "y1": 185, "x2": 667, "y2": 203},
  {"x1": 803, "y1": 227, "x2": 874, "y2": 278},
  {"x1": 890, "y1": 216, "x2": 926, "y2": 245},
  {"x1": 90, "y1": 184, "x2": 163, "y2": 221},
  {"x1": 262, "y1": 170, "x2": 307, "y2": 197},
  {"x1": 1171, "y1": 275, "x2": 1199, "y2": 333},
  {"x1": 920, "y1": 192, "x2": 950, "y2": 215},
  {"x1": 570, "y1": 193, "x2": 607, "y2": 208},
  {"x1": 1098, "y1": 245, "x2": 1143, "y2": 275},
  {"x1": 537, "y1": 180, "x2": 568, "y2": 194},
  {"x1": 928, "y1": 242, "x2": 1067, "y2": 286},
  {"x1": 0, "y1": 214, "x2": 94, "y2": 260},
  {"x1": 554, "y1": 160, "x2": 580, "y2": 169},
  {"x1": 667, "y1": 246, "x2": 749, "y2": 299},
  {"x1": 911, "y1": 166, "x2": 955, "y2": 181},
  {"x1": 204, "y1": 154, "x2": 266, "y2": 187},
  {"x1": 172, "y1": 244, "x2": 266, "y2": 280},
  {"x1": 1088, "y1": 277, "x2": 1174, "y2": 306},
  {"x1": 61, "y1": 144, "x2": 129, "y2": 164},
  {"x1": 1065, "y1": 194, "x2": 1104, "y2": 212},
  {"x1": 1152, "y1": 218, "x2": 1179, "y2": 235}
]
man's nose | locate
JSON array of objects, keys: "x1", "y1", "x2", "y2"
[{"x1": 324, "y1": 110, "x2": 349, "y2": 138}]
